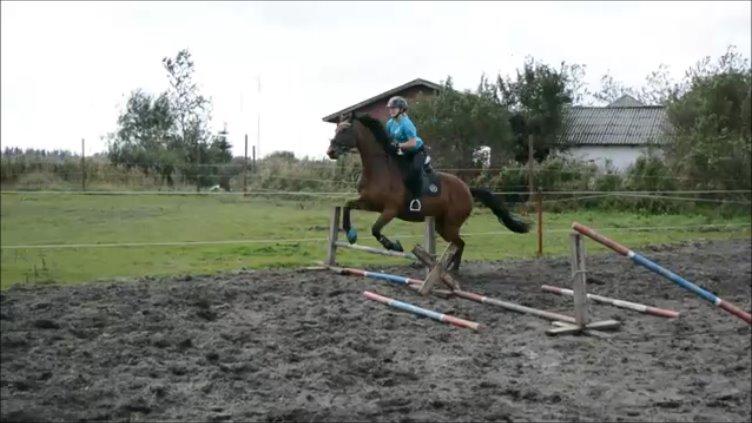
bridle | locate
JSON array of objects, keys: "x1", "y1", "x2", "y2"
[{"x1": 329, "y1": 121, "x2": 356, "y2": 156}]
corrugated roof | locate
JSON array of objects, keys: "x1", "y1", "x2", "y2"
[
  {"x1": 322, "y1": 78, "x2": 442, "y2": 122},
  {"x1": 557, "y1": 105, "x2": 672, "y2": 146}
]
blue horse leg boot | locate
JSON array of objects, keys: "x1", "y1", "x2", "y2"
[{"x1": 346, "y1": 227, "x2": 358, "y2": 244}]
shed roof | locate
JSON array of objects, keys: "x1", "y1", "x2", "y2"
[{"x1": 322, "y1": 78, "x2": 442, "y2": 123}]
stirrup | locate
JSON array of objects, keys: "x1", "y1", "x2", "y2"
[{"x1": 409, "y1": 199, "x2": 422, "y2": 212}]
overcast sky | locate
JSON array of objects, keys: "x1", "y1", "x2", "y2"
[{"x1": 1, "y1": 1, "x2": 750, "y2": 159}]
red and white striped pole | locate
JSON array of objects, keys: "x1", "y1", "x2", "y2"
[{"x1": 541, "y1": 285, "x2": 679, "y2": 318}]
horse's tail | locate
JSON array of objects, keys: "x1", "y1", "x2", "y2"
[{"x1": 470, "y1": 188, "x2": 529, "y2": 233}]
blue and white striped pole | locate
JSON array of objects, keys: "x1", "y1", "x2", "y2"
[
  {"x1": 573, "y1": 222, "x2": 751, "y2": 325},
  {"x1": 332, "y1": 266, "x2": 423, "y2": 287}
]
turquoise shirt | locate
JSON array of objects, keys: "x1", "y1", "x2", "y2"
[{"x1": 386, "y1": 115, "x2": 424, "y2": 151}]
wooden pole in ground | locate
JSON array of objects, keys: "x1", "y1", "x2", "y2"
[
  {"x1": 423, "y1": 216, "x2": 436, "y2": 276},
  {"x1": 546, "y1": 230, "x2": 620, "y2": 336},
  {"x1": 243, "y1": 134, "x2": 248, "y2": 195},
  {"x1": 536, "y1": 190, "x2": 543, "y2": 257},
  {"x1": 325, "y1": 206, "x2": 341, "y2": 265},
  {"x1": 570, "y1": 232, "x2": 589, "y2": 327},
  {"x1": 423, "y1": 216, "x2": 436, "y2": 257},
  {"x1": 81, "y1": 138, "x2": 86, "y2": 191}
]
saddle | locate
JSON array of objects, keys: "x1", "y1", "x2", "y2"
[{"x1": 396, "y1": 150, "x2": 442, "y2": 198}]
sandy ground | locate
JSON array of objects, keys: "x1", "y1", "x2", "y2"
[{"x1": 1, "y1": 239, "x2": 750, "y2": 422}]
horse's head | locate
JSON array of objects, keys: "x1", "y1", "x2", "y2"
[{"x1": 327, "y1": 113, "x2": 357, "y2": 159}]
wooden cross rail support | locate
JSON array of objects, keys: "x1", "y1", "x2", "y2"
[{"x1": 411, "y1": 245, "x2": 461, "y2": 295}]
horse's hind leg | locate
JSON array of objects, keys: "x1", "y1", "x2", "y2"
[
  {"x1": 436, "y1": 219, "x2": 465, "y2": 271},
  {"x1": 371, "y1": 209, "x2": 403, "y2": 252}
]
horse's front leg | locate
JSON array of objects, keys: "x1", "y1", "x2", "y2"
[
  {"x1": 371, "y1": 208, "x2": 403, "y2": 252},
  {"x1": 342, "y1": 198, "x2": 363, "y2": 244}
]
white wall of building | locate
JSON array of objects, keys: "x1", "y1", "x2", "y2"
[{"x1": 553, "y1": 146, "x2": 665, "y2": 172}]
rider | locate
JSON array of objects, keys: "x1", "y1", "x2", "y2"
[{"x1": 385, "y1": 96, "x2": 427, "y2": 212}]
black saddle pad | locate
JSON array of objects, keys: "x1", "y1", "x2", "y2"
[{"x1": 420, "y1": 171, "x2": 442, "y2": 197}]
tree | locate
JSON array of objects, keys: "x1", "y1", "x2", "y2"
[
  {"x1": 106, "y1": 49, "x2": 229, "y2": 188},
  {"x1": 495, "y1": 58, "x2": 583, "y2": 163},
  {"x1": 162, "y1": 49, "x2": 213, "y2": 184},
  {"x1": 410, "y1": 77, "x2": 514, "y2": 171},
  {"x1": 593, "y1": 71, "x2": 640, "y2": 105},
  {"x1": 665, "y1": 45, "x2": 751, "y2": 190},
  {"x1": 201, "y1": 127, "x2": 234, "y2": 190},
  {"x1": 596, "y1": 65, "x2": 682, "y2": 106},
  {"x1": 106, "y1": 89, "x2": 177, "y2": 185},
  {"x1": 639, "y1": 64, "x2": 682, "y2": 106}
]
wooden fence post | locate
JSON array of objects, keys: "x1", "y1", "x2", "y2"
[
  {"x1": 570, "y1": 232, "x2": 589, "y2": 327},
  {"x1": 326, "y1": 207, "x2": 341, "y2": 266},
  {"x1": 536, "y1": 190, "x2": 543, "y2": 257},
  {"x1": 527, "y1": 134, "x2": 534, "y2": 202},
  {"x1": 424, "y1": 216, "x2": 436, "y2": 257}
]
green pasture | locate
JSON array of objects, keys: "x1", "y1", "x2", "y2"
[{"x1": 1, "y1": 193, "x2": 749, "y2": 289}]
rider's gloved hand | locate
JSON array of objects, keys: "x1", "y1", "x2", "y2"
[{"x1": 386, "y1": 141, "x2": 400, "y2": 156}]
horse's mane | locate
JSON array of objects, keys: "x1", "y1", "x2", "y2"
[{"x1": 355, "y1": 114, "x2": 390, "y2": 147}]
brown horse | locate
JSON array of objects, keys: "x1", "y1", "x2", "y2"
[{"x1": 327, "y1": 113, "x2": 528, "y2": 270}]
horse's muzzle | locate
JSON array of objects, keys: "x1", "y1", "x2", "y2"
[{"x1": 327, "y1": 145, "x2": 339, "y2": 159}]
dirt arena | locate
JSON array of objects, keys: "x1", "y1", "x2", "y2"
[{"x1": 1, "y1": 239, "x2": 750, "y2": 422}]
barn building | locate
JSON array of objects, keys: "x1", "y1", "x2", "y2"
[{"x1": 553, "y1": 95, "x2": 672, "y2": 171}]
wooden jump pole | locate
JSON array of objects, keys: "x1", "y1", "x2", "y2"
[
  {"x1": 326, "y1": 206, "x2": 434, "y2": 265},
  {"x1": 572, "y1": 222, "x2": 751, "y2": 325},
  {"x1": 333, "y1": 241, "x2": 417, "y2": 260},
  {"x1": 451, "y1": 289, "x2": 577, "y2": 324},
  {"x1": 325, "y1": 264, "x2": 454, "y2": 297},
  {"x1": 328, "y1": 262, "x2": 577, "y2": 324},
  {"x1": 363, "y1": 291, "x2": 481, "y2": 331},
  {"x1": 330, "y1": 266, "x2": 423, "y2": 287},
  {"x1": 541, "y1": 285, "x2": 680, "y2": 318}
]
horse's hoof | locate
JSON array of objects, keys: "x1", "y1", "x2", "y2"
[
  {"x1": 346, "y1": 228, "x2": 358, "y2": 244},
  {"x1": 391, "y1": 240, "x2": 404, "y2": 252}
]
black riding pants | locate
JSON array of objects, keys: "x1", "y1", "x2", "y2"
[{"x1": 405, "y1": 149, "x2": 426, "y2": 199}]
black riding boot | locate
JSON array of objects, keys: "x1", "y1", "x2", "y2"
[{"x1": 407, "y1": 151, "x2": 425, "y2": 212}]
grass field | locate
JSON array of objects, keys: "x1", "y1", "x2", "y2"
[{"x1": 1, "y1": 193, "x2": 749, "y2": 289}]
